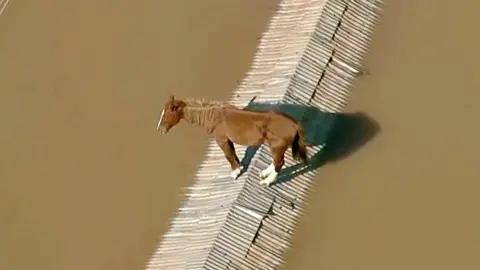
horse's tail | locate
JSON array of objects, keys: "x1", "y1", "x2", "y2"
[{"x1": 291, "y1": 123, "x2": 309, "y2": 165}]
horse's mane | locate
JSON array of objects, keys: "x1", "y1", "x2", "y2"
[
  {"x1": 183, "y1": 98, "x2": 230, "y2": 109},
  {"x1": 180, "y1": 98, "x2": 232, "y2": 129}
]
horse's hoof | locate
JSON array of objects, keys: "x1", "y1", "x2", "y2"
[
  {"x1": 230, "y1": 172, "x2": 239, "y2": 180},
  {"x1": 260, "y1": 164, "x2": 274, "y2": 179},
  {"x1": 230, "y1": 167, "x2": 242, "y2": 180},
  {"x1": 259, "y1": 169, "x2": 271, "y2": 179},
  {"x1": 261, "y1": 172, "x2": 278, "y2": 187}
]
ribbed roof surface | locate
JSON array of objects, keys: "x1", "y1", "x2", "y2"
[{"x1": 146, "y1": 0, "x2": 383, "y2": 269}]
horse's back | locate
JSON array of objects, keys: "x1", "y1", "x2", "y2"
[
  {"x1": 218, "y1": 107, "x2": 266, "y2": 145},
  {"x1": 222, "y1": 107, "x2": 297, "y2": 126}
]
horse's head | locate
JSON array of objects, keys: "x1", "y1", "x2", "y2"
[{"x1": 157, "y1": 95, "x2": 186, "y2": 134}]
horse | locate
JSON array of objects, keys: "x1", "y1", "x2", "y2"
[{"x1": 156, "y1": 95, "x2": 309, "y2": 187}]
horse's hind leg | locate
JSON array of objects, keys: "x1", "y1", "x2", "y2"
[
  {"x1": 215, "y1": 137, "x2": 243, "y2": 179},
  {"x1": 260, "y1": 163, "x2": 275, "y2": 179},
  {"x1": 260, "y1": 144, "x2": 287, "y2": 187}
]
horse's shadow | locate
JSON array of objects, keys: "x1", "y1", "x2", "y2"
[{"x1": 239, "y1": 101, "x2": 381, "y2": 185}]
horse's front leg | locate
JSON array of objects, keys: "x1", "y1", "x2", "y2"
[
  {"x1": 260, "y1": 145, "x2": 286, "y2": 187},
  {"x1": 215, "y1": 137, "x2": 243, "y2": 180}
]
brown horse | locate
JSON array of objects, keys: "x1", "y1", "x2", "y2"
[{"x1": 156, "y1": 95, "x2": 309, "y2": 186}]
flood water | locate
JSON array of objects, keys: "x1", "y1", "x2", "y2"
[
  {"x1": 283, "y1": 0, "x2": 480, "y2": 269},
  {"x1": 0, "y1": 1, "x2": 277, "y2": 269},
  {"x1": 2, "y1": 0, "x2": 479, "y2": 270}
]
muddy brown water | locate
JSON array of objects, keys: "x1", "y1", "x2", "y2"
[
  {"x1": 2, "y1": 0, "x2": 479, "y2": 270},
  {"x1": 283, "y1": 0, "x2": 480, "y2": 269},
  {"x1": 0, "y1": 1, "x2": 277, "y2": 269}
]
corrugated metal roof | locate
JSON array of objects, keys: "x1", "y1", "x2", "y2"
[{"x1": 146, "y1": 0, "x2": 383, "y2": 269}]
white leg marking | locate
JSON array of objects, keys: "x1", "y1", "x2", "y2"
[
  {"x1": 259, "y1": 163, "x2": 275, "y2": 179},
  {"x1": 259, "y1": 171, "x2": 278, "y2": 187},
  {"x1": 157, "y1": 109, "x2": 165, "y2": 130},
  {"x1": 230, "y1": 166, "x2": 243, "y2": 180}
]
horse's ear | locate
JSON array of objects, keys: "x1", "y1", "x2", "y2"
[
  {"x1": 172, "y1": 100, "x2": 186, "y2": 111},
  {"x1": 169, "y1": 95, "x2": 175, "y2": 103},
  {"x1": 178, "y1": 100, "x2": 186, "y2": 109}
]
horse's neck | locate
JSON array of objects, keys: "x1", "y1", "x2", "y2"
[{"x1": 182, "y1": 106, "x2": 218, "y2": 129}]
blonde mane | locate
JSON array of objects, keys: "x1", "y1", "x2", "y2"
[
  {"x1": 180, "y1": 98, "x2": 234, "y2": 129},
  {"x1": 183, "y1": 98, "x2": 230, "y2": 108}
]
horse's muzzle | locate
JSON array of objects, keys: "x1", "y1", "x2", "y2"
[{"x1": 158, "y1": 126, "x2": 169, "y2": 134}]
